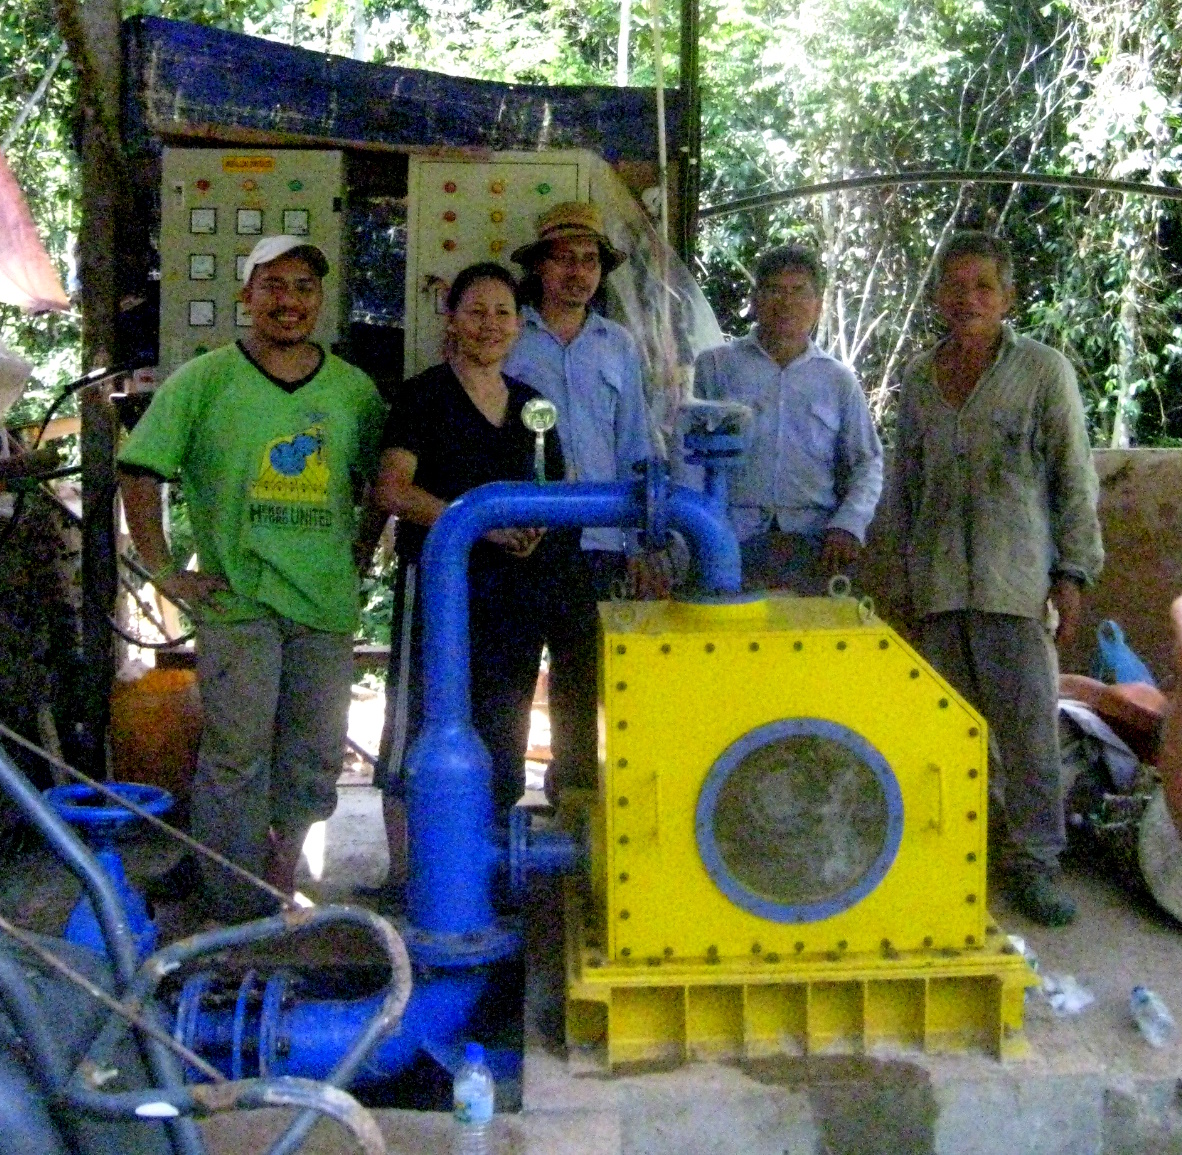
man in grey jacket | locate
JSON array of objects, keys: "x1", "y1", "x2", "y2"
[{"x1": 896, "y1": 230, "x2": 1103, "y2": 926}]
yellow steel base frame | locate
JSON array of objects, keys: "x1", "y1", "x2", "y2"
[{"x1": 565, "y1": 884, "x2": 1038, "y2": 1067}]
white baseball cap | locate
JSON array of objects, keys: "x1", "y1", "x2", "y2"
[{"x1": 241, "y1": 236, "x2": 329, "y2": 286}]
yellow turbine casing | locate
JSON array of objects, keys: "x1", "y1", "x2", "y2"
[
  {"x1": 593, "y1": 595, "x2": 988, "y2": 962},
  {"x1": 564, "y1": 594, "x2": 1037, "y2": 1064}
]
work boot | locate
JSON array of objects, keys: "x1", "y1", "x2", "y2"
[{"x1": 1004, "y1": 865, "x2": 1077, "y2": 927}]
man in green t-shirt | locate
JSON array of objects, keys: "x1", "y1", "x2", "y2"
[{"x1": 119, "y1": 236, "x2": 386, "y2": 921}]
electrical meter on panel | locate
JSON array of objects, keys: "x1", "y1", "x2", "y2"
[
  {"x1": 158, "y1": 148, "x2": 345, "y2": 379},
  {"x1": 404, "y1": 152, "x2": 591, "y2": 377}
]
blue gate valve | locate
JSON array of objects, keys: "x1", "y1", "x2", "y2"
[{"x1": 44, "y1": 781, "x2": 172, "y2": 965}]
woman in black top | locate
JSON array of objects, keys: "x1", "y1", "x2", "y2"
[{"x1": 372, "y1": 262, "x2": 570, "y2": 834}]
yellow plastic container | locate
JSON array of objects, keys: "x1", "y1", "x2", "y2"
[{"x1": 109, "y1": 666, "x2": 202, "y2": 804}]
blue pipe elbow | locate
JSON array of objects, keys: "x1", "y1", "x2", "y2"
[
  {"x1": 263, "y1": 971, "x2": 489, "y2": 1085},
  {"x1": 408, "y1": 475, "x2": 741, "y2": 961}
]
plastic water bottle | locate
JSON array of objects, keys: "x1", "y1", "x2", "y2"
[
  {"x1": 1130, "y1": 987, "x2": 1177, "y2": 1048},
  {"x1": 453, "y1": 1042, "x2": 495, "y2": 1154}
]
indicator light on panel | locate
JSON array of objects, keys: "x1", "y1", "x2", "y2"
[
  {"x1": 490, "y1": 210, "x2": 504, "y2": 223},
  {"x1": 537, "y1": 182, "x2": 551, "y2": 195},
  {"x1": 443, "y1": 181, "x2": 457, "y2": 193},
  {"x1": 489, "y1": 180, "x2": 505, "y2": 194},
  {"x1": 242, "y1": 179, "x2": 258, "y2": 192},
  {"x1": 288, "y1": 179, "x2": 304, "y2": 191},
  {"x1": 490, "y1": 240, "x2": 503, "y2": 254},
  {"x1": 443, "y1": 210, "x2": 457, "y2": 222},
  {"x1": 442, "y1": 239, "x2": 457, "y2": 251},
  {"x1": 195, "y1": 179, "x2": 211, "y2": 193}
]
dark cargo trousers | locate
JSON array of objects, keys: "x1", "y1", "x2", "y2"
[{"x1": 918, "y1": 610, "x2": 1065, "y2": 872}]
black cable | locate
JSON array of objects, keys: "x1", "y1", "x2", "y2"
[
  {"x1": 699, "y1": 167, "x2": 1182, "y2": 220},
  {"x1": 0, "y1": 365, "x2": 129, "y2": 553},
  {"x1": 30, "y1": 364, "x2": 129, "y2": 450},
  {"x1": 106, "y1": 614, "x2": 194, "y2": 649}
]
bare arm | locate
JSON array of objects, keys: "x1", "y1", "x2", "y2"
[
  {"x1": 371, "y1": 447, "x2": 541, "y2": 557},
  {"x1": 118, "y1": 469, "x2": 228, "y2": 607},
  {"x1": 372, "y1": 448, "x2": 448, "y2": 526},
  {"x1": 1162, "y1": 596, "x2": 1182, "y2": 837},
  {"x1": 353, "y1": 484, "x2": 391, "y2": 571}
]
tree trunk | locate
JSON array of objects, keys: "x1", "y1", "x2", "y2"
[
  {"x1": 617, "y1": 0, "x2": 632, "y2": 85},
  {"x1": 54, "y1": 0, "x2": 124, "y2": 774},
  {"x1": 1110, "y1": 238, "x2": 1148, "y2": 448}
]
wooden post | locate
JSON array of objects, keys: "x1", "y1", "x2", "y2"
[
  {"x1": 55, "y1": 0, "x2": 125, "y2": 774},
  {"x1": 675, "y1": 0, "x2": 700, "y2": 264}
]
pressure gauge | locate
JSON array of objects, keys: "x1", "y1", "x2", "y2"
[
  {"x1": 522, "y1": 397, "x2": 558, "y2": 434},
  {"x1": 521, "y1": 397, "x2": 558, "y2": 484},
  {"x1": 189, "y1": 254, "x2": 216, "y2": 281},
  {"x1": 236, "y1": 208, "x2": 263, "y2": 235},
  {"x1": 188, "y1": 300, "x2": 215, "y2": 327}
]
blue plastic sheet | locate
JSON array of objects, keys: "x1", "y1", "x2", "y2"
[{"x1": 122, "y1": 16, "x2": 681, "y2": 163}]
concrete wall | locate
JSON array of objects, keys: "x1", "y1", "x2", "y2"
[{"x1": 858, "y1": 448, "x2": 1182, "y2": 686}]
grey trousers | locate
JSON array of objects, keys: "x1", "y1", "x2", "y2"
[
  {"x1": 740, "y1": 530, "x2": 828, "y2": 595},
  {"x1": 918, "y1": 611, "x2": 1065, "y2": 871},
  {"x1": 193, "y1": 614, "x2": 354, "y2": 918}
]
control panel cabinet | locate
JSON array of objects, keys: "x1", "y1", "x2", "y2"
[
  {"x1": 404, "y1": 152, "x2": 591, "y2": 377},
  {"x1": 159, "y1": 148, "x2": 344, "y2": 379}
]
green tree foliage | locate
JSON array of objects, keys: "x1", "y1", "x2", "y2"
[
  {"x1": 0, "y1": 0, "x2": 79, "y2": 422},
  {"x1": 8, "y1": 0, "x2": 1182, "y2": 445},
  {"x1": 1027, "y1": 0, "x2": 1182, "y2": 446}
]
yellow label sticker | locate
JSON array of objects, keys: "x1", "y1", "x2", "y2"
[{"x1": 223, "y1": 156, "x2": 275, "y2": 173}]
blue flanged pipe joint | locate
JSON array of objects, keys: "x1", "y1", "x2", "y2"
[
  {"x1": 507, "y1": 807, "x2": 585, "y2": 903},
  {"x1": 678, "y1": 398, "x2": 753, "y2": 521},
  {"x1": 405, "y1": 469, "x2": 743, "y2": 967}
]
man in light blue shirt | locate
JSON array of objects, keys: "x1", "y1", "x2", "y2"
[
  {"x1": 505, "y1": 202, "x2": 654, "y2": 799},
  {"x1": 694, "y1": 245, "x2": 883, "y2": 592}
]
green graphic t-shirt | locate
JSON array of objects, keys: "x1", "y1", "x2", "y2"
[{"x1": 119, "y1": 343, "x2": 386, "y2": 633}]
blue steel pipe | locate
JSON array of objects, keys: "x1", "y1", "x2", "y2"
[
  {"x1": 266, "y1": 971, "x2": 487, "y2": 1083},
  {"x1": 0, "y1": 744, "x2": 204, "y2": 1155},
  {"x1": 407, "y1": 476, "x2": 742, "y2": 951},
  {"x1": 418, "y1": 478, "x2": 741, "y2": 731}
]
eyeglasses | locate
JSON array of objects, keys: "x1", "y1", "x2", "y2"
[{"x1": 544, "y1": 250, "x2": 601, "y2": 272}]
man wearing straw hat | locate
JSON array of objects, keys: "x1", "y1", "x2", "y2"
[{"x1": 505, "y1": 202, "x2": 656, "y2": 801}]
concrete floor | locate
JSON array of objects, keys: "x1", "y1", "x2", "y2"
[
  {"x1": 208, "y1": 785, "x2": 1182, "y2": 1155},
  {"x1": 7, "y1": 783, "x2": 1182, "y2": 1154}
]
